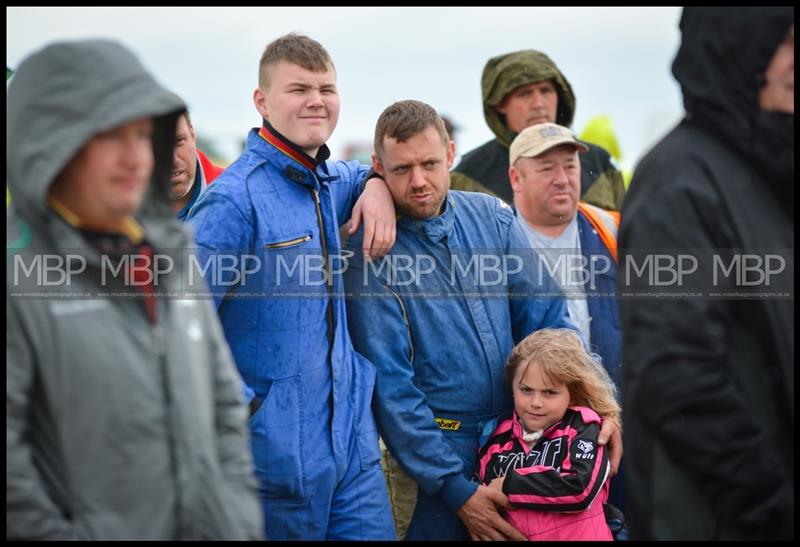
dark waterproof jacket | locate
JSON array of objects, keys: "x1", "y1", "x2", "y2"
[
  {"x1": 6, "y1": 40, "x2": 262, "y2": 540},
  {"x1": 619, "y1": 8, "x2": 794, "y2": 540},
  {"x1": 451, "y1": 50, "x2": 625, "y2": 210}
]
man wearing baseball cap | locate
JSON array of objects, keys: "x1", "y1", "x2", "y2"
[
  {"x1": 450, "y1": 50, "x2": 625, "y2": 211},
  {"x1": 509, "y1": 122, "x2": 627, "y2": 533}
]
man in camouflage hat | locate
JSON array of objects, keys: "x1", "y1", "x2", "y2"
[{"x1": 451, "y1": 50, "x2": 625, "y2": 211}]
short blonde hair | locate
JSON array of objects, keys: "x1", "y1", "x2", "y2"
[
  {"x1": 258, "y1": 33, "x2": 334, "y2": 90},
  {"x1": 505, "y1": 329, "x2": 621, "y2": 431}
]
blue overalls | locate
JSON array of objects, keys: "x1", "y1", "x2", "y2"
[
  {"x1": 188, "y1": 124, "x2": 394, "y2": 540},
  {"x1": 344, "y1": 191, "x2": 575, "y2": 539}
]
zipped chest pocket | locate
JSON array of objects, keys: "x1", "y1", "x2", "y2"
[{"x1": 265, "y1": 232, "x2": 313, "y2": 250}]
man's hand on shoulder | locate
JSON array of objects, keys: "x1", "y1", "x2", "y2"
[
  {"x1": 598, "y1": 419, "x2": 623, "y2": 476},
  {"x1": 348, "y1": 177, "x2": 396, "y2": 260}
]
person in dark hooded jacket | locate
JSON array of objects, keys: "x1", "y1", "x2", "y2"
[
  {"x1": 6, "y1": 39, "x2": 262, "y2": 540},
  {"x1": 450, "y1": 49, "x2": 626, "y2": 211},
  {"x1": 619, "y1": 8, "x2": 793, "y2": 540}
]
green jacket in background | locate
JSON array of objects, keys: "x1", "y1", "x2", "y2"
[{"x1": 451, "y1": 50, "x2": 625, "y2": 211}]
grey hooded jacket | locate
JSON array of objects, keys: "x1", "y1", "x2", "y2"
[{"x1": 6, "y1": 39, "x2": 263, "y2": 540}]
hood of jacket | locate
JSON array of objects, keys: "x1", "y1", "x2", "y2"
[
  {"x1": 6, "y1": 39, "x2": 186, "y2": 236},
  {"x1": 481, "y1": 49, "x2": 576, "y2": 148},
  {"x1": 672, "y1": 8, "x2": 794, "y2": 197}
]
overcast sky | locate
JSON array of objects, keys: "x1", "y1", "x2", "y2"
[{"x1": 7, "y1": 6, "x2": 685, "y2": 168}]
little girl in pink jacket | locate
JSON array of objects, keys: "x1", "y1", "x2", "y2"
[{"x1": 476, "y1": 329, "x2": 621, "y2": 541}]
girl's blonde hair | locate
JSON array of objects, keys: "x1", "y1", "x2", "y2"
[{"x1": 505, "y1": 328, "x2": 621, "y2": 431}]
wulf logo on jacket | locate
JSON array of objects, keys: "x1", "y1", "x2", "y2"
[{"x1": 572, "y1": 439, "x2": 596, "y2": 460}]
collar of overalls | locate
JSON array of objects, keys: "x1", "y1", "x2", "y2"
[
  {"x1": 398, "y1": 192, "x2": 456, "y2": 244},
  {"x1": 258, "y1": 119, "x2": 334, "y2": 188}
]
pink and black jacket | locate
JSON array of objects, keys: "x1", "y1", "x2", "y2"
[{"x1": 476, "y1": 406, "x2": 612, "y2": 540}]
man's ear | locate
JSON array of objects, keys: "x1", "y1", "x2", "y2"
[
  {"x1": 371, "y1": 153, "x2": 385, "y2": 176},
  {"x1": 447, "y1": 139, "x2": 455, "y2": 169},
  {"x1": 253, "y1": 87, "x2": 268, "y2": 119},
  {"x1": 509, "y1": 165, "x2": 522, "y2": 194}
]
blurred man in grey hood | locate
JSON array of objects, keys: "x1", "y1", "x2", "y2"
[{"x1": 6, "y1": 39, "x2": 262, "y2": 540}]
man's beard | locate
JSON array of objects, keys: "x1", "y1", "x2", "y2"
[{"x1": 397, "y1": 191, "x2": 446, "y2": 220}]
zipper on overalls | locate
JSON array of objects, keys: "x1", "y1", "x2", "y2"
[
  {"x1": 265, "y1": 234, "x2": 312, "y2": 249},
  {"x1": 311, "y1": 189, "x2": 334, "y2": 345}
]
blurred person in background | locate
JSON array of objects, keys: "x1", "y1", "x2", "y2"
[
  {"x1": 450, "y1": 49, "x2": 625, "y2": 211},
  {"x1": 579, "y1": 114, "x2": 633, "y2": 188},
  {"x1": 619, "y1": 7, "x2": 793, "y2": 540},
  {"x1": 169, "y1": 109, "x2": 225, "y2": 220},
  {"x1": 7, "y1": 38, "x2": 262, "y2": 540}
]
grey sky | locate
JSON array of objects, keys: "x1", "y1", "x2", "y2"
[{"x1": 7, "y1": 7, "x2": 685, "y2": 169}]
